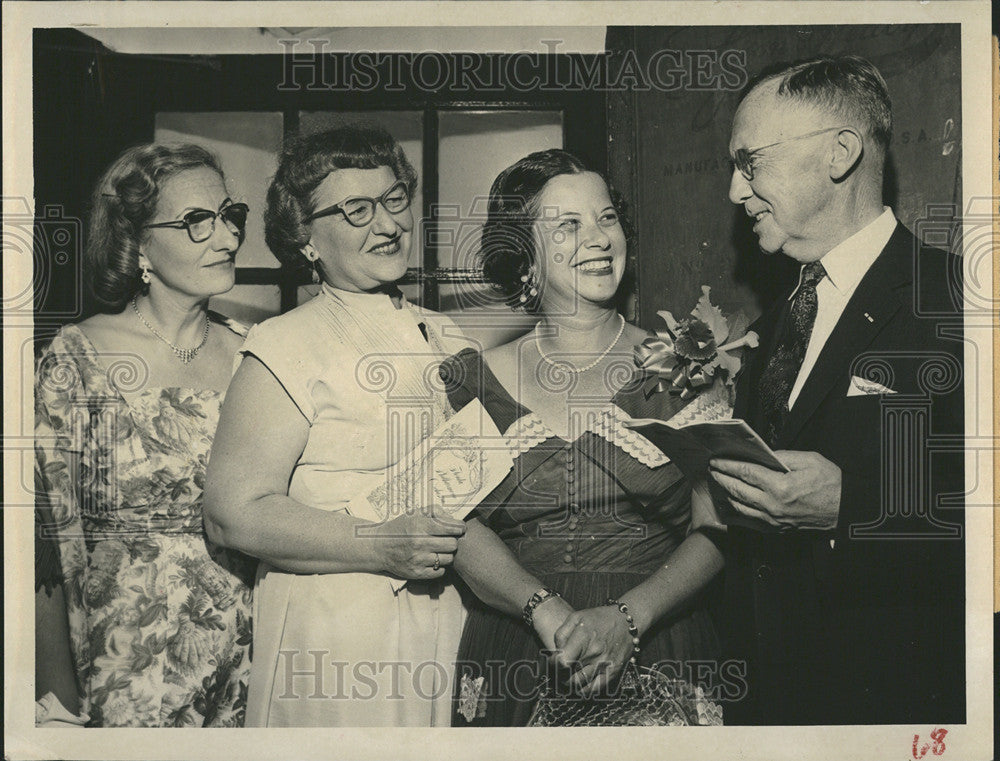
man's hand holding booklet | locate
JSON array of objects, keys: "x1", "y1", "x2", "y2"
[{"x1": 625, "y1": 412, "x2": 789, "y2": 532}]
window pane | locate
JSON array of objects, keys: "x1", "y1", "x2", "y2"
[
  {"x1": 211, "y1": 284, "x2": 281, "y2": 326},
  {"x1": 437, "y1": 110, "x2": 562, "y2": 313},
  {"x1": 155, "y1": 112, "x2": 282, "y2": 269}
]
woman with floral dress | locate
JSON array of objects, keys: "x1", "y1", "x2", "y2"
[{"x1": 34, "y1": 142, "x2": 255, "y2": 727}]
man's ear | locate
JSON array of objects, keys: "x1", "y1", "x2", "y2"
[{"x1": 829, "y1": 128, "x2": 864, "y2": 181}]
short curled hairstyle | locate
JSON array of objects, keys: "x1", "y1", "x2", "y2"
[
  {"x1": 264, "y1": 124, "x2": 418, "y2": 274},
  {"x1": 86, "y1": 142, "x2": 224, "y2": 311},
  {"x1": 478, "y1": 148, "x2": 633, "y2": 312},
  {"x1": 741, "y1": 54, "x2": 893, "y2": 160}
]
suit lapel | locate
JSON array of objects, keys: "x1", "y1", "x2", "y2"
[{"x1": 778, "y1": 224, "x2": 913, "y2": 448}]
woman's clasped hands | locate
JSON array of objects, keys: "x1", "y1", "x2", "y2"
[{"x1": 531, "y1": 596, "x2": 637, "y2": 696}]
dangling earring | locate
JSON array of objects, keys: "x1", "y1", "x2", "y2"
[
  {"x1": 517, "y1": 269, "x2": 538, "y2": 305},
  {"x1": 140, "y1": 262, "x2": 151, "y2": 285},
  {"x1": 301, "y1": 244, "x2": 321, "y2": 284}
]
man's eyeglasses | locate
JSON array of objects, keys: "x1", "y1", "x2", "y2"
[
  {"x1": 305, "y1": 181, "x2": 411, "y2": 228},
  {"x1": 732, "y1": 126, "x2": 851, "y2": 181},
  {"x1": 144, "y1": 202, "x2": 249, "y2": 243}
]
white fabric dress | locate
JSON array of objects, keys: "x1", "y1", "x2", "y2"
[{"x1": 240, "y1": 284, "x2": 469, "y2": 727}]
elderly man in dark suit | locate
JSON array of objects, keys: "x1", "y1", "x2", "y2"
[{"x1": 711, "y1": 55, "x2": 965, "y2": 725}]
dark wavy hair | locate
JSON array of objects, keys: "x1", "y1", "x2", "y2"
[
  {"x1": 85, "y1": 143, "x2": 224, "y2": 311},
  {"x1": 740, "y1": 55, "x2": 893, "y2": 160},
  {"x1": 478, "y1": 148, "x2": 633, "y2": 312},
  {"x1": 264, "y1": 124, "x2": 418, "y2": 275}
]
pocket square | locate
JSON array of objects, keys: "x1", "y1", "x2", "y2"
[{"x1": 846, "y1": 375, "x2": 897, "y2": 397}]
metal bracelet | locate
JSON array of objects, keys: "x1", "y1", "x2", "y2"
[{"x1": 523, "y1": 587, "x2": 561, "y2": 627}]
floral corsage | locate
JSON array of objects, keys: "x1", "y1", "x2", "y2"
[{"x1": 634, "y1": 286, "x2": 758, "y2": 402}]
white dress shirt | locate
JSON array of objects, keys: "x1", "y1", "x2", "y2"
[{"x1": 787, "y1": 207, "x2": 898, "y2": 409}]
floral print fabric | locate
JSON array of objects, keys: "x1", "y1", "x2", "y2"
[{"x1": 34, "y1": 322, "x2": 254, "y2": 727}]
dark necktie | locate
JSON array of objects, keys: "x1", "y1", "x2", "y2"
[{"x1": 758, "y1": 261, "x2": 826, "y2": 446}]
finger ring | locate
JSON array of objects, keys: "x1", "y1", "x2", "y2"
[{"x1": 432, "y1": 553, "x2": 440, "y2": 571}]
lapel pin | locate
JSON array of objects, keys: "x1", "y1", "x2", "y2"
[{"x1": 863, "y1": 312, "x2": 875, "y2": 323}]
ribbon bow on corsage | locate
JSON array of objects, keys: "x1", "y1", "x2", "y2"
[{"x1": 634, "y1": 286, "x2": 759, "y2": 400}]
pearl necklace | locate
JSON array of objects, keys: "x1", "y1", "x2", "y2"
[
  {"x1": 534, "y1": 315, "x2": 626, "y2": 374},
  {"x1": 132, "y1": 297, "x2": 210, "y2": 364}
]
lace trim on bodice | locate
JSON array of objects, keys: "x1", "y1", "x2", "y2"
[
  {"x1": 501, "y1": 392, "x2": 734, "y2": 468},
  {"x1": 502, "y1": 405, "x2": 670, "y2": 469},
  {"x1": 590, "y1": 405, "x2": 672, "y2": 468},
  {"x1": 502, "y1": 414, "x2": 558, "y2": 458},
  {"x1": 661, "y1": 390, "x2": 733, "y2": 428}
]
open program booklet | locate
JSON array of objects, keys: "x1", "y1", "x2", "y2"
[
  {"x1": 625, "y1": 417, "x2": 788, "y2": 479},
  {"x1": 625, "y1": 396, "x2": 788, "y2": 531}
]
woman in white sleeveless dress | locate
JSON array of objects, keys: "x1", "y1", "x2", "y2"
[{"x1": 204, "y1": 126, "x2": 471, "y2": 726}]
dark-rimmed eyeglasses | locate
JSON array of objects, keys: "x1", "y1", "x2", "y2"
[
  {"x1": 305, "y1": 181, "x2": 411, "y2": 228},
  {"x1": 143, "y1": 202, "x2": 249, "y2": 243},
  {"x1": 732, "y1": 126, "x2": 851, "y2": 181}
]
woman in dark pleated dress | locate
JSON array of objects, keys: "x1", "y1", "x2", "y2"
[{"x1": 443, "y1": 149, "x2": 728, "y2": 726}]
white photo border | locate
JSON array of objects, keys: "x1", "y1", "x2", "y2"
[{"x1": 3, "y1": 2, "x2": 994, "y2": 760}]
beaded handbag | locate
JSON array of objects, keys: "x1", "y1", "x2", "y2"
[{"x1": 526, "y1": 666, "x2": 723, "y2": 727}]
